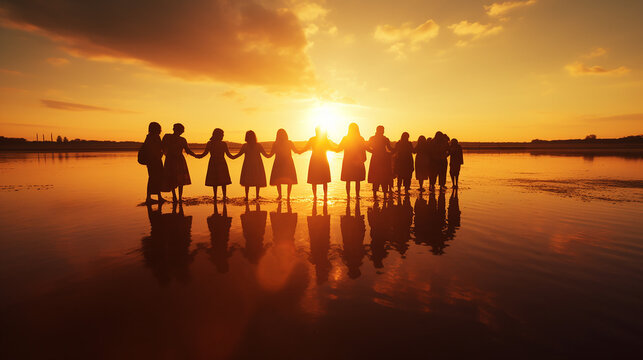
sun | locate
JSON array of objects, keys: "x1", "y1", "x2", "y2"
[{"x1": 308, "y1": 102, "x2": 349, "y2": 141}]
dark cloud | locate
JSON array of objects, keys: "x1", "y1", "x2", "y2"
[
  {"x1": 1, "y1": 0, "x2": 316, "y2": 90},
  {"x1": 41, "y1": 99, "x2": 134, "y2": 113}
]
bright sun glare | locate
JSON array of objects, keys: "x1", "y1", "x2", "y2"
[{"x1": 308, "y1": 102, "x2": 349, "y2": 141}]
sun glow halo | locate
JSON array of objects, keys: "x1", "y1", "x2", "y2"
[{"x1": 308, "y1": 102, "x2": 349, "y2": 141}]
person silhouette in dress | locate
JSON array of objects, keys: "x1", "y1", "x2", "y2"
[
  {"x1": 308, "y1": 201, "x2": 331, "y2": 284},
  {"x1": 449, "y1": 138, "x2": 464, "y2": 189},
  {"x1": 241, "y1": 201, "x2": 267, "y2": 264},
  {"x1": 206, "y1": 200, "x2": 233, "y2": 273},
  {"x1": 336, "y1": 123, "x2": 368, "y2": 199},
  {"x1": 196, "y1": 128, "x2": 234, "y2": 201},
  {"x1": 413, "y1": 135, "x2": 430, "y2": 192},
  {"x1": 231, "y1": 130, "x2": 273, "y2": 201},
  {"x1": 269, "y1": 129, "x2": 300, "y2": 200},
  {"x1": 367, "y1": 125, "x2": 394, "y2": 199},
  {"x1": 300, "y1": 127, "x2": 337, "y2": 200},
  {"x1": 367, "y1": 200, "x2": 390, "y2": 269},
  {"x1": 341, "y1": 199, "x2": 366, "y2": 279},
  {"x1": 428, "y1": 131, "x2": 450, "y2": 191},
  {"x1": 393, "y1": 132, "x2": 414, "y2": 195},
  {"x1": 162, "y1": 123, "x2": 199, "y2": 202},
  {"x1": 143, "y1": 122, "x2": 166, "y2": 204}
]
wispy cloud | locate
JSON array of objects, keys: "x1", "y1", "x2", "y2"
[
  {"x1": 0, "y1": 68, "x2": 24, "y2": 76},
  {"x1": 219, "y1": 89, "x2": 246, "y2": 102},
  {"x1": 449, "y1": 20, "x2": 502, "y2": 46},
  {"x1": 46, "y1": 57, "x2": 70, "y2": 66},
  {"x1": 41, "y1": 99, "x2": 136, "y2": 113},
  {"x1": 565, "y1": 61, "x2": 630, "y2": 76},
  {"x1": 485, "y1": 0, "x2": 537, "y2": 17},
  {"x1": 583, "y1": 47, "x2": 607, "y2": 59},
  {"x1": 374, "y1": 19, "x2": 439, "y2": 58}
]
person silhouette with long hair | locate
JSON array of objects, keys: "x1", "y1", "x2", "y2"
[
  {"x1": 341, "y1": 199, "x2": 366, "y2": 279},
  {"x1": 231, "y1": 130, "x2": 273, "y2": 201},
  {"x1": 162, "y1": 123, "x2": 199, "y2": 202},
  {"x1": 368, "y1": 125, "x2": 394, "y2": 199},
  {"x1": 206, "y1": 200, "x2": 233, "y2": 273},
  {"x1": 393, "y1": 132, "x2": 414, "y2": 195},
  {"x1": 308, "y1": 201, "x2": 331, "y2": 284},
  {"x1": 241, "y1": 201, "x2": 267, "y2": 264},
  {"x1": 428, "y1": 131, "x2": 450, "y2": 191},
  {"x1": 449, "y1": 138, "x2": 463, "y2": 189},
  {"x1": 414, "y1": 135, "x2": 430, "y2": 192},
  {"x1": 336, "y1": 123, "x2": 368, "y2": 199},
  {"x1": 269, "y1": 129, "x2": 300, "y2": 200},
  {"x1": 143, "y1": 122, "x2": 166, "y2": 203},
  {"x1": 196, "y1": 128, "x2": 234, "y2": 201},
  {"x1": 300, "y1": 127, "x2": 337, "y2": 200},
  {"x1": 141, "y1": 202, "x2": 194, "y2": 285}
]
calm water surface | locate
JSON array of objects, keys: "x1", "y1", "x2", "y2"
[{"x1": 1, "y1": 151, "x2": 642, "y2": 359}]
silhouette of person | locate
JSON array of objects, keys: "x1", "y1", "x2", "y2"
[
  {"x1": 393, "y1": 132, "x2": 414, "y2": 194},
  {"x1": 336, "y1": 122, "x2": 368, "y2": 199},
  {"x1": 196, "y1": 128, "x2": 234, "y2": 200},
  {"x1": 449, "y1": 138, "x2": 464, "y2": 189},
  {"x1": 231, "y1": 130, "x2": 273, "y2": 201},
  {"x1": 446, "y1": 189, "x2": 461, "y2": 241},
  {"x1": 241, "y1": 201, "x2": 267, "y2": 264},
  {"x1": 206, "y1": 200, "x2": 233, "y2": 273},
  {"x1": 428, "y1": 190, "x2": 448, "y2": 255},
  {"x1": 341, "y1": 200, "x2": 366, "y2": 279},
  {"x1": 368, "y1": 200, "x2": 391, "y2": 269},
  {"x1": 300, "y1": 127, "x2": 337, "y2": 200},
  {"x1": 428, "y1": 131, "x2": 450, "y2": 191},
  {"x1": 270, "y1": 201, "x2": 297, "y2": 247},
  {"x1": 143, "y1": 121, "x2": 166, "y2": 203},
  {"x1": 368, "y1": 125, "x2": 394, "y2": 199},
  {"x1": 413, "y1": 195, "x2": 430, "y2": 247},
  {"x1": 390, "y1": 194, "x2": 413, "y2": 257},
  {"x1": 308, "y1": 201, "x2": 331, "y2": 284},
  {"x1": 141, "y1": 202, "x2": 194, "y2": 285},
  {"x1": 269, "y1": 129, "x2": 300, "y2": 200},
  {"x1": 162, "y1": 123, "x2": 199, "y2": 203},
  {"x1": 414, "y1": 135, "x2": 430, "y2": 192}
]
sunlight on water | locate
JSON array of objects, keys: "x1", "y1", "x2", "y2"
[{"x1": 0, "y1": 151, "x2": 641, "y2": 358}]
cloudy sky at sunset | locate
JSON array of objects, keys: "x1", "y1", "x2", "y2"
[{"x1": 0, "y1": 0, "x2": 641, "y2": 142}]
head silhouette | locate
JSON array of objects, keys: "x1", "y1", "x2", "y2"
[
  {"x1": 434, "y1": 131, "x2": 443, "y2": 140},
  {"x1": 211, "y1": 128, "x2": 224, "y2": 141},
  {"x1": 417, "y1": 135, "x2": 426, "y2": 145},
  {"x1": 451, "y1": 138, "x2": 458, "y2": 146},
  {"x1": 173, "y1": 123, "x2": 185, "y2": 135},
  {"x1": 275, "y1": 128, "x2": 288, "y2": 143},
  {"x1": 245, "y1": 130, "x2": 257, "y2": 144},
  {"x1": 400, "y1": 132, "x2": 410, "y2": 142},
  {"x1": 376, "y1": 125, "x2": 385, "y2": 136},
  {"x1": 148, "y1": 122, "x2": 161, "y2": 135},
  {"x1": 348, "y1": 122, "x2": 360, "y2": 137}
]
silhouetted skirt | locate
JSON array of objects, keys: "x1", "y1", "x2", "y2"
[
  {"x1": 240, "y1": 153, "x2": 266, "y2": 187},
  {"x1": 163, "y1": 154, "x2": 191, "y2": 190},
  {"x1": 270, "y1": 154, "x2": 297, "y2": 185},
  {"x1": 146, "y1": 158, "x2": 164, "y2": 193},
  {"x1": 341, "y1": 157, "x2": 366, "y2": 181},
  {"x1": 415, "y1": 153, "x2": 429, "y2": 180},
  {"x1": 205, "y1": 157, "x2": 231, "y2": 186},
  {"x1": 368, "y1": 153, "x2": 392, "y2": 184},
  {"x1": 394, "y1": 154, "x2": 414, "y2": 179},
  {"x1": 308, "y1": 153, "x2": 331, "y2": 184}
]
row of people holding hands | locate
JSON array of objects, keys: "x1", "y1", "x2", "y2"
[{"x1": 141, "y1": 122, "x2": 463, "y2": 203}]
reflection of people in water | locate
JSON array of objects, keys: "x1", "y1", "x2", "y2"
[
  {"x1": 241, "y1": 201, "x2": 267, "y2": 264},
  {"x1": 413, "y1": 191, "x2": 450, "y2": 255},
  {"x1": 390, "y1": 194, "x2": 413, "y2": 257},
  {"x1": 446, "y1": 189, "x2": 461, "y2": 241},
  {"x1": 368, "y1": 199, "x2": 390, "y2": 269},
  {"x1": 308, "y1": 201, "x2": 331, "y2": 284},
  {"x1": 341, "y1": 200, "x2": 366, "y2": 279},
  {"x1": 270, "y1": 201, "x2": 297, "y2": 246},
  {"x1": 206, "y1": 200, "x2": 233, "y2": 273},
  {"x1": 141, "y1": 202, "x2": 194, "y2": 285}
]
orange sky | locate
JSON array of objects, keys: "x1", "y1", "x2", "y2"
[{"x1": 0, "y1": 0, "x2": 641, "y2": 142}]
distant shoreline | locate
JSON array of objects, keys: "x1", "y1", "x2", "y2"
[{"x1": 1, "y1": 135, "x2": 641, "y2": 153}]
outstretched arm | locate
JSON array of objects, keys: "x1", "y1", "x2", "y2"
[
  {"x1": 195, "y1": 147, "x2": 209, "y2": 159},
  {"x1": 259, "y1": 144, "x2": 273, "y2": 158},
  {"x1": 296, "y1": 139, "x2": 311, "y2": 154},
  {"x1": 183, "y1": 139, "x2": 198, "y2": 157},
  {"x1": 229, "y1": 145, "x2": 245, "y2": 159},
  {"x1": 224, "y1": 143, "x2": 235, "y2": 159}
]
